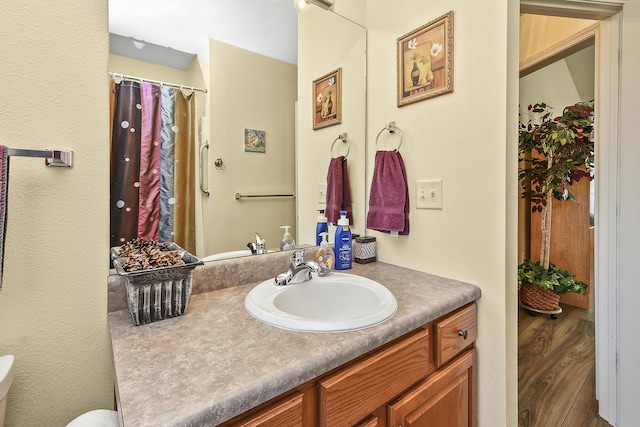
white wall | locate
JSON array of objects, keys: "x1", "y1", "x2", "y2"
[
  {"x1": 520, "y1": 58, "x2": 583, "y2": 115},
  {"x1": 363, "y1": 1, "x2": 519, "y2": 425},
  {"x1": 0, "y1": 1, "x2": 113, "y2": 426},
  {"x1": 617, "y1": 1, "x2": 640, "y2": 424}
]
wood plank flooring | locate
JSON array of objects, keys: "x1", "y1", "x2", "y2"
[{"x1": 518, "y1": 305, "x2": 612, "y2": 427}]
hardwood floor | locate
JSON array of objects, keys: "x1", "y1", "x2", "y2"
[{"x1": 518, "y1": 304, "x2": 612, "y2": 427}]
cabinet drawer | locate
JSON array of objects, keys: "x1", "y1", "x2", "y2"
[
  {"x1": 234, "y1": 392, "x2": 304, "y2": 427},
  {"x1": 435, "y1": 303, "x2": 477, "y2": 367},
  {"x1": 319, "y1": 327, "x2": 432, "y2": 427}
]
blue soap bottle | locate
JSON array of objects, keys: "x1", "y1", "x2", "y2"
[
  {"x1": 316, "y1": 209, "x2": 328, "y2": 246},
  {"x1": 334, "y1": 210, "x2": 352, "y2": 270}
]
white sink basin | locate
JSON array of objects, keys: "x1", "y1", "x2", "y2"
[
  {"x1": 244, "y1": 273, "x2": 397, "y2": 333},
  {"x1": 201, "y1": 250, "x2": 253, "y2": 262}
]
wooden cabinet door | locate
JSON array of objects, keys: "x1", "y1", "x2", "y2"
[
  {"x1": 388, "y1": 349, "x2": 476, "y2": 427},
  {"x1": 319, "y1": 327, "x2": 432, "y2": 427},
  {"x1": 233, "y1": 392, "x2": 304, "y2": 427}
]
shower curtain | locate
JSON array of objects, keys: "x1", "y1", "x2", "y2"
[{"x1": 110, "y1": 80, "x2": 196, "y2": 253}]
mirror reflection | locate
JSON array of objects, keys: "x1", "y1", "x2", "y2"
[{"x1": 108, "y1": 0, "x2": 366, "y2": 263}]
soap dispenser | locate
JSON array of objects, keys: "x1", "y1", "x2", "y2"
[
  {"x1": 315, "y1": 232, "x2": 334, "y2": 277},
  {"x1": 279, "y1": 226, "x2": 295, "y2": 251}
]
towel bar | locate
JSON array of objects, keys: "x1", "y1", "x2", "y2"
[
  {"x1": 6, "y1": 148, "x2": 73, "y2": 167},
  {"x1": 375, "y1": 122, "x2": 403, "y2": 152},
  {"x1": 331, "y1": 133, "x2": 350, "y2": 158},
  {"x1": 235, "y1": 193, "x2": 296, "y2": 200}
]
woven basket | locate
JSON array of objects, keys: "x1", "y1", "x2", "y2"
[{"x1": 521, "y1": 283, "x2": 560, "y2": 311}]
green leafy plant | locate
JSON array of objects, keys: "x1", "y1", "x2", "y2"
[
  {"x1": 518, "y1": 260, "x2": 587, "y2": 295},
  {"x1": 518, "y1": 101, "x2": 594, "y2": 294}
]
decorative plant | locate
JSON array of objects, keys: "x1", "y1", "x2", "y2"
[{"x1": 518, "y1": 101, "x2": 594, "y2": 296}]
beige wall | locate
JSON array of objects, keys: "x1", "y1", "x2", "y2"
[
  {"x1": 208, "y1": 40, "x2": 297, "y2": 255},
  {"x1": 361, "y1": 1, "x2": 519, "y2": 424},
  {"x1": 110, "y1": 54, "x2": 192, "y2": 83},
  {"x1": 0, "y1": 1, "x2": 113, "y2": 426}
]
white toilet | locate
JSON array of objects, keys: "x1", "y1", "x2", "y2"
[
  {"x1": 66, "y1": 409, "x2": 119, "y2": 427},
  {"x1": 0, "y1": 355, "x2": 15, "y2": 427},
  {"x1": 0, "y1": 354, "x2": 117, "y2": 427}
]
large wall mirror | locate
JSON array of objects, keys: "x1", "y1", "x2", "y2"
[{"x1": 108, "y1": 0, "x2": 367, "y2": 263}]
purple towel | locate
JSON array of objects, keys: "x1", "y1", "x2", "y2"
[
  {"x1": 366, "y1": 150, "x2": 409, "y2": 235},
  {"x1": 0, "y1": 146, "x2": 9, "y2": 290},
  {"x1": 325, "y1": 156, "x2": 353, "y2": 225}
]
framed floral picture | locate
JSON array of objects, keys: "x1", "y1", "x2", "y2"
[
  {"x1": 397, "y1": 11, "x2": 454, "y2": 107},
  {"x1": 313, "y1": 68, "x2": 342, "y2": 130}
]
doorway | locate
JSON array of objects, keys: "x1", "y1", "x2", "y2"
[{"x1": 517, "y1": 14, "x2": 610, "y2": 426}]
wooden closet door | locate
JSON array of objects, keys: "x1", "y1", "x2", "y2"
[{"x1": 530, "y1": 176, "x2": 592, "y2": 309}]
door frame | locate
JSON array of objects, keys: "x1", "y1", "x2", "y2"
[{"x1": 518, "y1": 4, "x2": 622, "y2": 425}]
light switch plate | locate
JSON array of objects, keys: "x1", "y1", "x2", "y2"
[
  {"x1": 318, "y1": 183, "x2": 327, "y2": 204},
  {"x1": 416, "y1": 179, "x2": 443, "y2": 209}
]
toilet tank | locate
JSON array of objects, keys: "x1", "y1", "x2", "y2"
[{"x1": 0, "y1": 355, "x2": 15, "y2": 427}]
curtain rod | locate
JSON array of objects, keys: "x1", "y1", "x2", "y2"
[{"x1": 109, "y1": 72, "x2": 207, "y2": 94}]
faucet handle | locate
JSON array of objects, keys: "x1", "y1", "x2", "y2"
[{"x1": 291, "y1": 249, "x2": 306, "y2": 266}]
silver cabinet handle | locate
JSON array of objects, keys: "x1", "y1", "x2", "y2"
[
  {"x1": 199, "y1": 141, "x2": 210, "y2": 196},
  {"x1": 458, "y1": 330, "x2": 468, "y2": 340}
]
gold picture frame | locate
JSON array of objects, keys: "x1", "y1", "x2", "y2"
[
  {"x1": 313, "y1": 68, "x2": 342, "y2": 130},
  {"x1": 397, "y1": 11, "x2": 454, "y2": 107}
]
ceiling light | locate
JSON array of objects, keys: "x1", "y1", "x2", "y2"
[
  {"x1": 294, "y1": 0, "x2": 312, "y2": 14},
  {"x1": 294, "y1": 0, "x2": 334, "y2": 14}
]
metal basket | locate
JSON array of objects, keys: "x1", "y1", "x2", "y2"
[{"x1": 112, "y1": 243, "x2": 202, "y2": 326}]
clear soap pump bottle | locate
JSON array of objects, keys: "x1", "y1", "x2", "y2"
[
  {"x1": 279, "y1": 226, "x2": 295, "y2": 251},
  {"x1": 315, "y1": 232, "x2": 334, "y2": 277}
]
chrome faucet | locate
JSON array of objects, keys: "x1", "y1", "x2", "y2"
[
  {"x1": 275, "y1": 249, "x2": 320, "y2": 286},
  {"x1": 247, "y1": 232, "x2": 268, "y2": 255}
]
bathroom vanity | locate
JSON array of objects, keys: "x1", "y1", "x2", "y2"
[{"x1": 108, "y1": 253, "x2": 481, "y2": 426}]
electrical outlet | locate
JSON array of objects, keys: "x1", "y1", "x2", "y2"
[
  {"x1": 318, "y1": 183, "x2": 327, "y2": 204},
  {"x1": 416, "y1": 179, "x2": 443, "y2": 209}
]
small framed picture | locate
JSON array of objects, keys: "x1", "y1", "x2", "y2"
[
  {"x1": 397, "y1": 11, "x2": 454, "y2": 107},
  {"x1": 313, "y1": 68, "x2": 342, "y2": 130},
  {"x1": 244, "y1": 129, "x2": 265, "y2": 153}
]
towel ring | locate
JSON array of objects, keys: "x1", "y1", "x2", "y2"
[
  {"x1": 375, "y1": 121, "x2": 403, "y2": 152},
  {"x1": 331, "y1": 132, "x2": 350, "y2": 158}
]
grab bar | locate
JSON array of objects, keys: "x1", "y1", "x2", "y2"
[
  {"x1": 199, "y1": 141, "x2": 209, "y2": 196},
  {"x1": 235, "y1": 193, "x2": 296, "y2": 200}
]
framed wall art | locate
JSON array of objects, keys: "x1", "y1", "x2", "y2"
[
  {"x1": 244, "y1": 128, "x2": 265, "y2": 153},
  {"x1": 397, "y1": 11, "x2": 454, "y2": 107},
  {"x1": 313, "y1": 67, "x2": 342, "y2": 130}
]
